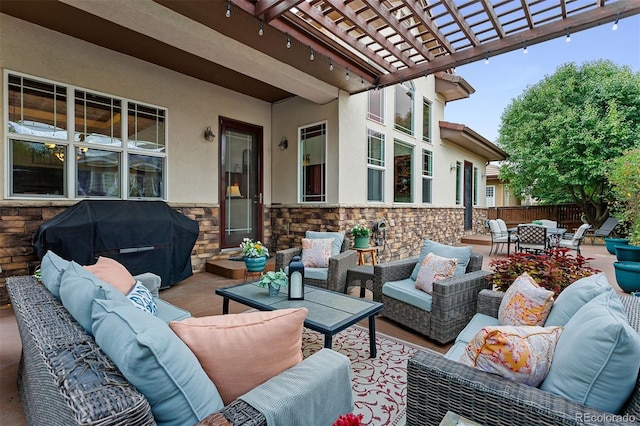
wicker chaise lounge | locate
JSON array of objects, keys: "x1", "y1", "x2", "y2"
[{"x1": 406, "y1": 289, "x2": 640, "y2": 426}]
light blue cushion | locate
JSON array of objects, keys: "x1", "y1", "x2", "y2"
[
  {"x1": 283, "y1": 266, "x2": 328, "y2": 282},
  {"x1": 306, "y1": 231, "x2": 345, "y2": 257},
  {"x1": 455, "y1": 313, "x2": 500, "y2": 346},
  {"x1": 40, "y1": 250, "x2": 70, "y2": 299},
  {"x1": 382, "y1": 278, "x2": 432, "y2": 312},
  {"x1": 411, "y1": 240, "x2": 472, "y2": 280},
  {"x1": 91, "y1": 299, "x2": 224, "y2": 426},
  {"x1": 444, "y1": 341, "x2": 467, "y2": 361},
  {"x1": 127, "y1": 281, "x2": 157, "y2": 315},
  {"x1": 540, "y1": 291, "x2": 640, "y2": 413},
  {"x1": 59, "y1": 261, "x2": 129, "y2": 334},
  {"x1": 155, "y1": 298, "x2": 191, "y2": 322},
  {"x1": 545, "y1": 273, "x2": 612, "y2": 326}
]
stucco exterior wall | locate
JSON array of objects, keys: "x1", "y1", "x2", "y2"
[{"x1": 0, "y1": 14, "x2": 272, "y2": 205}]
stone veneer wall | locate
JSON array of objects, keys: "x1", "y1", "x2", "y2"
[
  {"x1": 268, "y1": 205, "x2": 488, "y2": 261},
  {"x1": 0, "y1": 203, "x2": 222, "y2": 305}
]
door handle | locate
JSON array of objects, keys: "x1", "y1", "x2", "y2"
[{"x1": 255, "y1": 193, "x2": 263, "y2": 204}]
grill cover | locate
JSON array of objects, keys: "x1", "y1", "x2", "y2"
[{"x1": 33, "y1": 200, "x2": 199, "y2": 287}]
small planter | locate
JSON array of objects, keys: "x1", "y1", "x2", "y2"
[
  {"x1": 605, "y1": 237, "x2": 630, "y2": 255},
  {"x1": 353, "y1": 236, "x2": 370, "y2": 248},
  {"x1": 613, "y1": 261, "x2": 640, "y2": 293},
  {"x1": 615, "y1": 245, "x2": 640, "y2": 262},
  {"x1": 268, "y1": 284, "x2": 280, "y2": 297},
  {"x1": 244, "y1": 255, "x2": 267, "y2": 272}
]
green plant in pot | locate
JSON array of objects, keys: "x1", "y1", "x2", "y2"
[
  {"x1": 258, "y1": 269, "x2": 288, "y2": 296},
  {"x1": 351, "y1": 223, "x2": 371, "y2": 249}
]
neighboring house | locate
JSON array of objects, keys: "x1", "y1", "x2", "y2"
[
  {"x1": 0, "y1": 4, "x2": 506, "y2": 279},
  {"x1": 485, "y1": 164, "x2": 521, "y2": 207}
]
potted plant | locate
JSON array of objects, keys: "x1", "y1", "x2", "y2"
[
  {"x1": 240, "y1": 238, "x2": 269, "y2": 272},
  {"x1": 487, "y1": 248, "x2": 600, "y2": 295},
  {"x1": 607, "y1": 149, "x2": 640, "y2": 291},
  {"x1": 258, "y1": 269, "x2": 288, "y2": 296},
  {"x1": 350, "y1": 223, "x2": 371, "y2": 249}
]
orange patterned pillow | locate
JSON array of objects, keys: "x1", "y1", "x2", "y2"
[
  {"x1": 301, "y1": 238, "x2": 333, "y2": 267},
  {"x1": 498, "y1": 273, "x2": 555, "y2": 326},
  {"x1": 414, "y1": 253, "x2": 458, "y2": 294},
  {"x1": 169, "y1": 308, "x2": 307, "y2": 405},
  {"x1": 84, "y1": 256, "x2": 136, "y2": 294},
  {"x1": 459, "y1": 325, "x2": 563, "y2": 386}
]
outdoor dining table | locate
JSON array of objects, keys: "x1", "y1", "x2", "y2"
[{"x1": 506, "y1": 227, "x2": 567, "y2": 256}]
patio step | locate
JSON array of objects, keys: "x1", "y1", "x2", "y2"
[
  {"x1": 461, "y1": 234, "x2": 491, "y2": 246},
  {"x1": 205, "y1": 257, "x2": 275, "y2": 280}
]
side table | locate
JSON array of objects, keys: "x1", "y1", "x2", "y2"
[
  {"x1": 351, "y1": 246, "x2": 378, "y2": 265},
  {"x1": 346, "y1": 264, "x2": 375, "y2": 298}
]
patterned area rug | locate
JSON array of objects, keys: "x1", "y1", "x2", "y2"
[{"x1": 302, "y1": 325, "x2": 426, "y2": 426}]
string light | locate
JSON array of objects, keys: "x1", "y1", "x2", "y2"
[
  {"x1": 566, "y1": 32, "x2": 571, "y2": 43},
  {"x1": 309, "y1": 47, "x2": 314, "y2": 61},
  {"x1": 612, "y1": 18, "x2": 619, "y2": 31},
  {"x1": 225, "y1": 0, "x2": 231, "y2": 18},
  {"x1": 329, "y1": 59, "x2": 333, "y2": 71},
  {"x1": 346, "y1": 69, "x2": 350, "y2": 80},
  {"x1": 523, "y1": 45, "x2": 528, "y2": 54},
  {"x1": 286, "y1": 33, "x2": 291, "y2": 48},
  {"x1": 361, "y1": 76, "x2": 364, "y2": 86},
  {"x1": 258, "y1": 20, "x2": 264, "y2": 36},
  {"x1": 484, "y1": 54, "x2": 489, "y2": 64}
]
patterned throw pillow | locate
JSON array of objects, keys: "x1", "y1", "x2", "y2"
[
  {"x1": 85, "y1": 256, "x2": 136, "y2": 294},
  {"x1": 414, "y1": 253, "x2": 458, "y2": 294},
  {"x1": 301, "y1": 238, "x2": 333, "y2": 268},
  {"x1": 127, "y1": 281, "x2": 158, "y2": 315},
  {"x1": 459, "y1": 325, "x2": 563, "y2": 386},
  {"x1": 498, "y1": 273, "x2": 555, "y2": 326}
]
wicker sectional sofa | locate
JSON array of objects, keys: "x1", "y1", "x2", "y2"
[
  {"x1": 7, "y1": 272, "x2": 353, "y2": 425},
  {"x1": 406, "y1": 281, "x2": 640, "y2": 425}
]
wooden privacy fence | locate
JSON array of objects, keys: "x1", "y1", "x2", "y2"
[{"x1": 487, "y1": 204, "x2": 584, "y2": 231}]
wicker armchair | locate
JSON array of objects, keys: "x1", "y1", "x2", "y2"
[
  {"x1": 406, "y1": 290, "x2": 640, "y2": 426},
  {"x1": 275, "y1": 235, "x2": 358, "y2": 293},
  {"x1": 372, "y1": 252, "x2": 491, "y2": 344}
]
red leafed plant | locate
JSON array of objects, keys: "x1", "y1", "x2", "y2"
[
  {"x1": 333, "y1": 413, "x2": 364, "y2": 426},
  {"x1": 487, "y1": 247, "x2": 601, "y2": 295}
]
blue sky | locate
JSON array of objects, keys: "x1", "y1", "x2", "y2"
[{"x1": 445, "y1": 14, "x2": 640, "y2": 143}]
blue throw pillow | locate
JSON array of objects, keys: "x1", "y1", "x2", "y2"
[
  {"x1": 92, "y1": 299, "x2": 224, "y2": 426},
  {"x1": 305, "y1": 231, "x2": 345, "y2": 257},
  {"x1": 59, "y1": 261, "x2": 129, "y2": 334},
  {"x1": 540, "y1": 291, "x2": 640, "y2": 413},
  {"x1": 40, "y1": 250, "x2": 70, "y2": 299},
  {"x1": 411, "y1": 240, "x2": 472, "y2": 280},
  {"x1": 127, "y1": 281, "x2": 158, "y2": 315},
  {"x1": 544, "y1": 273, "x2": 612, "y2": 326}
]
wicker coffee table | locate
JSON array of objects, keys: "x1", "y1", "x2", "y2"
[{"x1": 216, "y1": 282, "x2": 383, "y2": 357}]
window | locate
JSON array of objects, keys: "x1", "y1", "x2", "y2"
[
  {"x1": 394, "y1": 82, "x2": 414, "y2": 136},
  {"x1": 367, "y1": 89, "x2": 385, "y2": 123},
  {"x1": 504, "y1": 187, "x2": 511, "y2": 205},
  {"x1": 394, "y1": 141, "x2": 413, "y2": 203},
  {"x1": 299, "y1": 122, "x2": 326, "y2": 202},
  {"x1": 455, "y1": 161, "x2": 462, "y2": 205},
  {"x1": 486, "y1": 185, "x2": 496, "y2": 207},
  {"x1": 422, "y1": 149, "x2": 433, "y2": 203},
  {"x1": 367, "y1": 129, "x2": 385, "y2": 202},
  {"x1": 473, "y1": 167, "x2": 479, "y2": 206},
  {"x1": 6, "y1": 72, "x2": 166, "y2": 199},
  {"x1": 422, "y1": 98, "x2": 432, "y2": 143}
]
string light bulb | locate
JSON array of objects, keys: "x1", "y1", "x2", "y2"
[
  {"x1": 346, "y1": 69, "x2": 350, "y2": 80},
  {"x1": 361, "y1": 76, "x2": 364, "y2": 86},
  {"x1": 309, "y1": 47, "x2": 314, "y2": 61},
  {"x1": 566, "y1": 32, "x2": 571, "y2": 43},
  {"x1": 258, "y1": 20, "x2": 264, "y2": 36},
  {"x1": 329, "y1": 59, "x2": 333, "y2": 71},
  {"x1": 225, "y1": 0, "x2": 231, "y2": 18},
  {"x1": 612, "y1": 19, "x2": 619, "y2": 31},
  {"x1": 286, "y1": 33, "x2": 291, "y2": 48},
  {"x1": 484, "y1": 54, "x2": 489, "y2": 64},
  {"x1": 523, "y1": 45, "x2": 528, "y2": 54}
]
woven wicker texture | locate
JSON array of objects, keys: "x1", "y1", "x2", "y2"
[
  {"x1": 276, "y1": 237, "x2": 357, "y2": 293},
  {"x1": 374, "y1": 252, "x2": 491, "y2": 344},
  {"x1": 406, "y1": 291, "x2": 640, "y2": 426}
]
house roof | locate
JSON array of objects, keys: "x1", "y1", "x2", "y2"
[
  {"x1": 1, "y1": 0, "x2": 637, "y2": 104},
  {"x1": 439, "y1": 121, "x2": 507, "y2": 161}
]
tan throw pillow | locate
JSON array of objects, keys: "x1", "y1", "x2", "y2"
[
  {"x1": 169, "y1": 308, "x2": 307, "y2": 405},
  {"x1": 414, "y1": 253, "x2": 458, "y2": 294},
  {"x1": 459, "y1": 325, "x2": 563, "y2": 386},
  {"x1": 301, "y1": 238, "x2": 333, "y2": 267},
  {"x1": 84, "y1": 256, "x2": 136, "y2": 294},
  {"x1": 498, "y1": 272, "x2": 555, "y2": 326}
]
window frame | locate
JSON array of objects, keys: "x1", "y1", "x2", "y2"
[
  {"x1": 473, "y1": 166, "x2": 479, "y2": 206},
  {"x1": 422, "y1": 98, "x2": 432, "y2": 143},
  {"x1": 486, "y1": 185, "x2": 496, "y2": 207},
  {"x1": 421, "y1": 149, "x2": 433, "y2": 204},
  {"x1": 367, "y1": 89, "x2": 385, "y2": 124},
  {"x1": 298, "y1": 121, "x2": 327, "y2": 203},
  {"x1": 367, "y1": 128, "x2": 385, "y2": 202},
  {"x1": 394, "y1": 82, "x2": 414, "y2": 136},
  {"x1": 5, "y1": 70, "x2": 167, "y2": 200},
  {"x1": 455, "y1": 161, "x2": 462, "y2": 205},
  {"x1": 393, "y1": 139, "x2": 413, "y2": 203}
]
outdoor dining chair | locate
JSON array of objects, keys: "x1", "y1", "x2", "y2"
[
  {"x1": 517, "y1": 224, "x2": 547, "y2": 254},
  {"x1": 557, "y1": 223, "x2": 591, "y2": 255}
]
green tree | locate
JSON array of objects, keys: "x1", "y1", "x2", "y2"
[{"x1": 497, "y1": 60, "x2": 640, "y2": 228}]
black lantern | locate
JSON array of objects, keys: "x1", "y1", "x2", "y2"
[{"x1": 288, "y1": 255, "x2": 305, "y2": 300}]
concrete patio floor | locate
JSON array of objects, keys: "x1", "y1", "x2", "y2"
[{"x1": 0, "y1": 237, "x2": 622, "y2": 425}]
